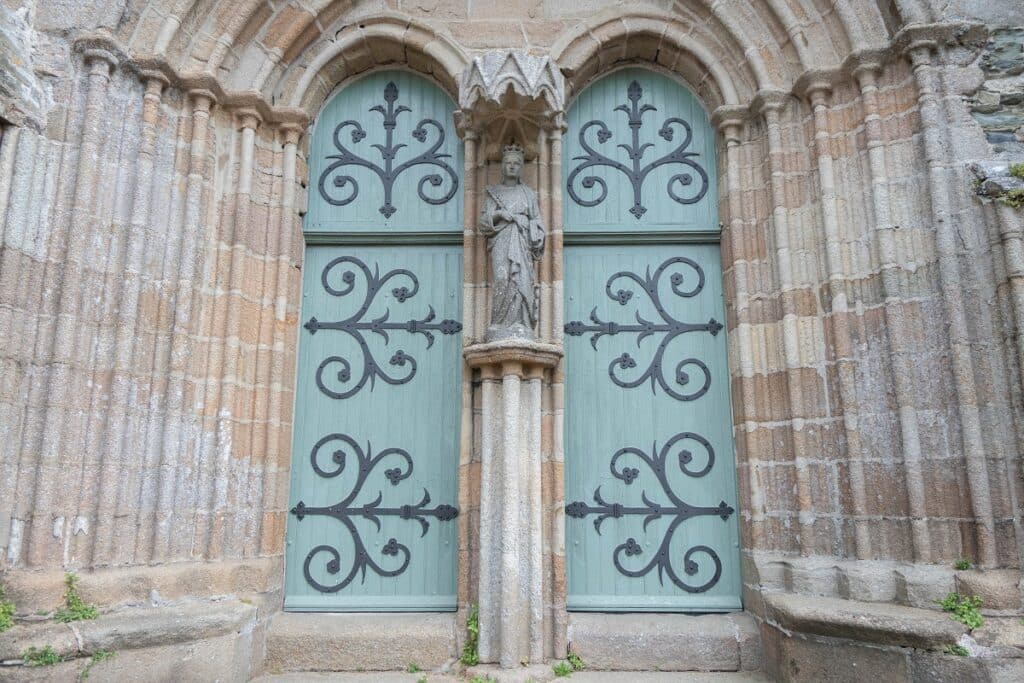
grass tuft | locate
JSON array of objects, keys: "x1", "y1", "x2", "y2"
[
  {"x1": 54, "y1": 573, "x2": 98, "y2": 623},
  {"x1": 553, "y1": 661, "x2": 573, "y2": 677},
  {"x1": 939, "y1": 593, "x2": 984, "y2": 629},
  {"x1": 0, "y1": 583, "x2": 14, "y2": 633},
  {"x1": 460, "y1": 604, "x2": 479, "y2": 666},
  {"x1": 23, "y1": 645, "x2": 62, "y2": 667}
]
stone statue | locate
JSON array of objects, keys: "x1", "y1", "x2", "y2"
[{"x1": 479, "y1": 142, "x2": 546, "y2": 340}]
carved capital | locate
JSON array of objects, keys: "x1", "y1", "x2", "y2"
[{"x1": 464, "y1": 340, "x2": 563, "y2": 375}]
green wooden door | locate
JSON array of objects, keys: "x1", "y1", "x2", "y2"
[
  {"x1": 285, "y1": 71, "x2": 463, "y2": 611},
  {"x1": 563, "y1": 69, "x2": 740, "y2": 611}
]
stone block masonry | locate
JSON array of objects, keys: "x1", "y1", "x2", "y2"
[{"x1": 0, "y1": 0, "x2": 1022, "y2": 680}]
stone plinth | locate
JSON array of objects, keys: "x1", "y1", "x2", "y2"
[{"x1": 464, "y1": 340, "x2": 562, "y2": 669}]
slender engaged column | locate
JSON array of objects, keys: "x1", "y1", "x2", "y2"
[
  {"x1": 807, "y1": 84, "x2": 870, "y2": 559},
  {"x1": 499, "y1": 363, "x2": 522, "y2": 669},
  {"x1": 717, "y1": 117, "x2": 766, "y2": 551},
  {"x1": 27, "y1": 49, "x2": 117, "y2": 565},
  {"x1": 908, "y1": 43, "x2": 996, "y2": 566},
  {"x1": 853, "y1": 64, "x2": 929, "y2": 560}
]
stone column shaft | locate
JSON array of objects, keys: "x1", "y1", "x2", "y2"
[
  {"x1": 466, "y1": 342, "x2": 561, "y2": 668},
  {"x1": 853, "y1": 65, "x2": 930, "y2": 561},
  {"x1": 27, "y1": 49, "x2": 117, "y2": 565},
  {"x1": 807, "y1": 85, "x2": 870, "y2": 559},
  {"x1": 908, "y1": 43, "x2": 997, "y2": 566},
  {"x1": 499, "y1": 364, "x2": 522, "y2": 668}
]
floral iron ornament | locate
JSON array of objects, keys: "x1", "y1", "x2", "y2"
[
  {"x1": 567, "y1": 79, "x2": 709, "y2": 219},
  {"x1": 565, "y1": 257, "x2": 723, "y2": 401},
  {"x1": 318, "y1": 81, "x2": 459, "y2": 219},
  {"x1": 291, "y1": 433, "x2": 459, "y2": 593},
  {"x1": 565, "y1": 432, "x2": 734, "y2": 593},
  {"x1": 305, "y1": 255, "x2": 462, "y2": 400}
]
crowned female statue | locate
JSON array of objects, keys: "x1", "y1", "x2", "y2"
[{"x1": 479, "y1": 142, "x2": 546, "y2": 341}]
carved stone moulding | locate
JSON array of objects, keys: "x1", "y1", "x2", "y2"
[
  {"x1": 457, "y1": 51, "x2": 566, "y2": 159},
  {"x1": 464, "y1": 339, "x2": 563, "y2": 377}
]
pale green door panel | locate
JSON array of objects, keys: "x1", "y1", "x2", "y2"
[
  {"x1": 285, "y1": 245, "x2": 463, "y2": 611},
  {"x1": 287, "y1": 69, "x2": 463, "y2": 612},
  {"x1": 564, "y1": 245, "x2": 740, "y2": 611},
  {"x1": 564, "y1": 68, "x2": 739, "y2": 612},
  {"x1": 305, "y1": 70, "x2": 463, "y2": 235},
  {"x1": 565, "y1": 68, "x2": 717, "y2": 234}
]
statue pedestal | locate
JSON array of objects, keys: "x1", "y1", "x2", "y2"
[{"x1": 464, "y1": 340, "x2": 562, "y2": 668}]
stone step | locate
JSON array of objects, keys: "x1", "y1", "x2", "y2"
[
  {"x1": 0, "y1": 600, "x2": 257, "y2": 682},
  {"x1": 567, "y1": 612, "x2": 763, "y2": 672},
  {"x1": 263, "y1": 612, "x2": 458, "y2": 674},
  {"x1": 254, "y1": 672, "x2": 773, "y2": 682}
]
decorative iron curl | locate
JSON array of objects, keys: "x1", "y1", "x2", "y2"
[
  {"x1": 291, "y1": 434, "x2": 459, "y2": 594},
  {"x1": 565, "y1": 257, "x2": 722, "y2": 402},
  {"x1": 317, "y1": 81, "x2": 459, "y2": 218},
  {"x1": 565, "y1": 432, "x2": 734, "y2": 593},
  {"x1": 567, "y1": 80, "x2": 709, "y2": 220},
  {"x1": 304, "y1": 255, "x2": 462, "y2": 400}
]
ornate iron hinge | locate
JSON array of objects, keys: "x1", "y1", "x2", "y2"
[
  {"x1": 565, "y1": 432, "x2": 734, "y2": 593},
  {"x1": 291, "y1": 433, "x2": 459, "y2": 593},
  {"x1": 305, "y1": 255, "x2": 462, "y2": 400},
  {"x1": 567, "y1": 79, "x2": 709, "y2": 219},
  {"x1": 565, "y1": 257, "x2": 722, "y2": 401},
  {"x1": 318, "y1": 81, "x2": 459, "y2": 218}
]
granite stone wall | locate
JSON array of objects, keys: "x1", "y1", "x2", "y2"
[{"x1": 0, "y1": 0, "x2": 1021, "y2": 659}]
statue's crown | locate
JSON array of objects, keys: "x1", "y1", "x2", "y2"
[{"x1": 502, "y1": 142, "x2": 525, "y2": 160}]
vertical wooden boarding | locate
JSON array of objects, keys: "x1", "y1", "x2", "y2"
[
  {"x1": 563, "y1": 68, "x2": 741, "y2": 611},
  {"x1": 285, "y1": 71, "x2": 464, "y2": 611}
]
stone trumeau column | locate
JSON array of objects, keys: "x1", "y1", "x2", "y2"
[{"x1": 458, "y1": 52, "x2": 566, "y2": 668}]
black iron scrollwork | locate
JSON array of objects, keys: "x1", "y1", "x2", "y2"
[
  {"x1": 567, "y1": 79, "x2": 709, "y2": 219},
  {"x1": 565, "y1": 432, "x2": 734, "y2": 593},
  {"x1": 318, "y1": 81, "x2": 459, "y2": 218},
  {"x1": 291, "y1": 433, "x2": 459, "y2": 593},
  {"x1": 305, "y1": 255, "x2": 462, "y2": 400},
  {"x1": 564, "y1": 257, "x2": 722, "y2": 401}
]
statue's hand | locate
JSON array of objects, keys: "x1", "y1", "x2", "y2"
[{"x1": 496, "y1": 209, "x2": 514, "y2": 223}]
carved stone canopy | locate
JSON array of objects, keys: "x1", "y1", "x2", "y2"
[{"x1": 457, "y1": 51, "x2": 566, "y2": 159}]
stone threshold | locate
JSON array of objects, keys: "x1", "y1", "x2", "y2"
[
  {"x1": 567, "y1": 612, "x2": 763, "y2": 672},
  {"x1": 254, "y1": 672, "x2": 773, "y2": 682},
  {"x1": 0, "y1": 600, "x2": 258, "y2": 682},
  {"x1": 263, "y1": 611, "x2": 458, "y2": 674}
]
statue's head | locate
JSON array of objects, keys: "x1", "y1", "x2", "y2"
[{"x1": 501, "y1": 142, "x2": 525, "y2": 182}]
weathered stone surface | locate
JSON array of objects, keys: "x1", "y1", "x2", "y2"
[
  {"x1": 0, "y1": 3, "x2": 46, "y2": 127},
  {"x1": 955, "y1": 570, "x2": 1023, "y2": 611},
  {"x1": 765, "y1": 629, "x2": 911, "y2": 683},
  {"x1": 252, "y1": 672, "x2": 773, "y2": 682},
  {"x1": 0, "y1": 600, "x2": 257, "y2": 661},
  {"x1": 567, "y1": 613, "x2": 759, "y2": 671},
  {"x1": 263, "y1": 612, "x2": 457, "y2": 673},
  {"x1": 0, "y1": 558, "x2": 282, "y2": 612},
  {"x1": 2, "y1": 2, "x2": 1024, "y2": 681},
  {"x1": 909, "y1": 650, "x2": 1024, "y2": 683},
  {"x1": 763, "y1": 593, "x2": 967, "y2": 650},
  {"x1": 972, "y1": 617, "x2": 1024, "y2": 658},
  {"x1": 78, "y1": 631, "x2": 253, "y2": 683},
  {"x1": 896, "y1": 565, "x2": 957, "y2": 609}
]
